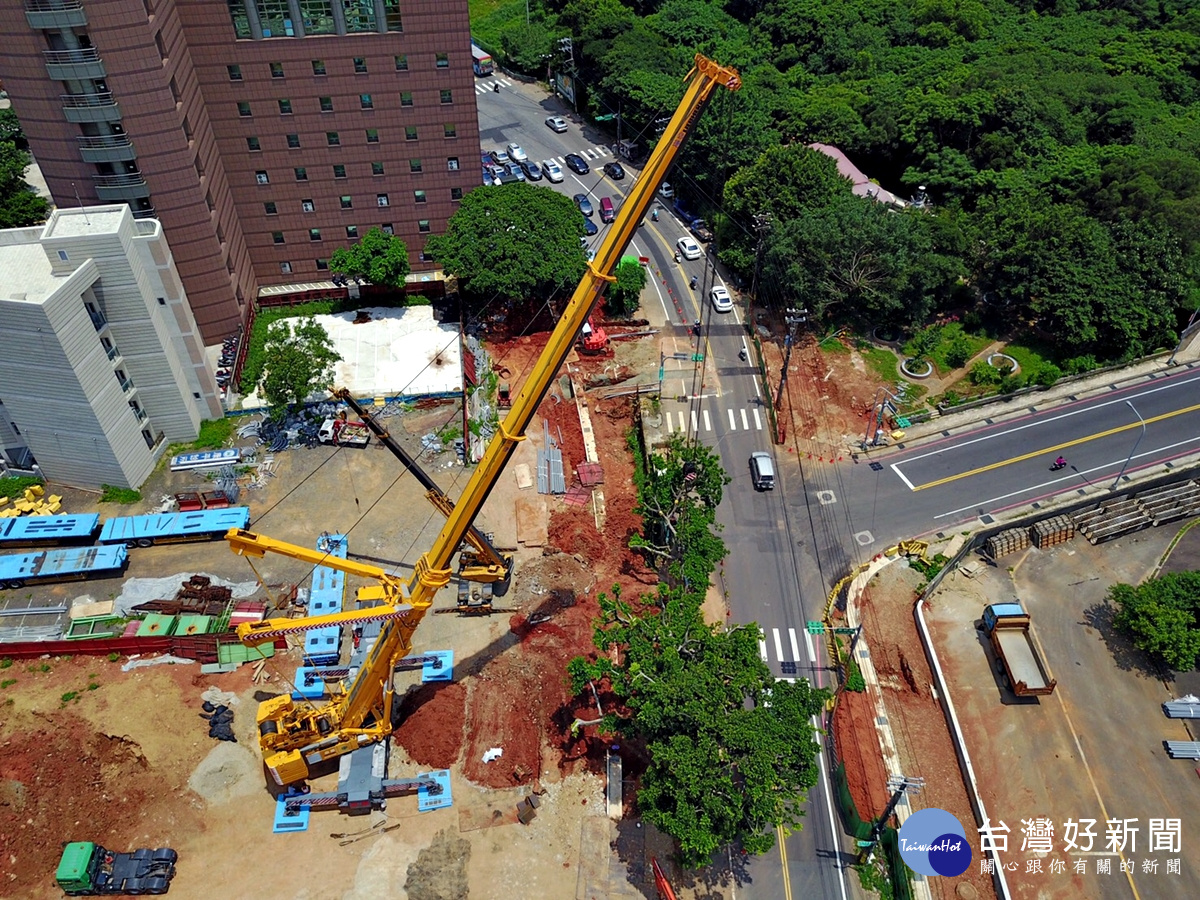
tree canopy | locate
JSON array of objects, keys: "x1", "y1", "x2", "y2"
[
  {"x1": 259, "y1": 317, "x2": 342, "y2": 414},
  {"x1": 424, "y1": 183, "x2": 588, "y2": 315},
  {"x1": 605, "y1": 258, "x2": 648, "y2": 317},
  {"x1": 329, "y1": 227, "x2": 410, "y2": 289},
  {"x1": 0, "y1": 141, "x2": 49, "y2": 229},
  {"x1": 1109, "y1": 571, "x2": 1200, "y2": 671}
]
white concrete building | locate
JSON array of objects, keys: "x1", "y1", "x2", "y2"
[{"x1": 0, "y1": 205, "x2": 221, "y2": 489}]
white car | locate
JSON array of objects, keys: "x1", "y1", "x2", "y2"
[
  {"x1": 506, "y1": 142, "x2": 528, "y2": 162},
  {"x1": 710, "y1": 285, "x2": 733, "y2": 313},
  {"x1": 659, "y1": 182, "x2": 674, "y2": 199},
  {"x1": 545, "y1": 116, "x2": 569, "y2": 133},
  {"x1": 541, "y1": 159, "x2": 564, "y2": 183},
  {"x1": 676, "y1": 236, "x2": 702, "y2": 261}
]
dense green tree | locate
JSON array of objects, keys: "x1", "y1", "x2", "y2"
[
  {"x1": 0, "y1": 141, "x2": 49, "y2": 229},
  {"x1": 605, "y1": 258, "x2": 648, "y2": 317},
  {"x1": 259, "y1": 317, "x2": 342, "y2": 414},
  {"x1": 329, "y1": 227, "x2": 410, "y2": 289},
  {"x1": 1109, "y1": 572, "x2": 1200, "y2": 671},
  {"x1": 424, "y1": 183, "x2": 587, "y2": 314},
  {"x1": 0, "y1": 109, "x2": 28, "y2": 149},
  {"x1": 499, "y1": 21, "x2": 558, "y2": 74}
]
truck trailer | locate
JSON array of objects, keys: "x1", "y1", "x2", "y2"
[
  {"x1": 55, "y1": 841, "x2": 177, "y2": 895},
  {"x1": 0, "y1": 545, "x2": 127, "y2": 591},
  {"x1": 982, "y1": 602, "x2": 1057, "y2": 697}
]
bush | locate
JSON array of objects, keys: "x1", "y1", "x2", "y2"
[
  {"x1": 940, "y1": 390, "x2": 963, "y2": 407},
  {"x1": 99, "y1": 485, "x2": 141, "y2": 504},
  {"x1": 943, "y1": 334, "x2": 973, "y2": 369},
  {"x1": 845, "y1": 658, "x2": 866, "y2": 692},
  {"x1": 1033, "y1": 363, "x2": 1062, "y2": 386},
  {"x1": 1062, "y1": 354, "x2": 1099, "y2": 376},
  {"x1": 969, "y1": 360, "x2": 1002, "y2": 386}
]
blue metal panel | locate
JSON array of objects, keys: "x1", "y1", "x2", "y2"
[
  {"x1": 0, "y1": 544, "x2": 127, "y2": 580},
  {"x1": 303, "y1": 626, "x2": 343, "y2": 666},
  {"x1": 0, "y1": 514, "x2": 100, "y2": 545},
  {"x1": 98, "y1": 507, "x2": 251, "y2": 543}
]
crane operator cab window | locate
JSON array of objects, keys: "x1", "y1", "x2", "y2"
[{"x1": 750, "y1": 452, "x2": 775, "y2": 491}]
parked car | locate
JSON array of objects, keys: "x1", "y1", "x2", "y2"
[
  {"x1": 658, "y1": 182, "x2": 674, "y2": 199},
  {"x1": 481, "y1": 168, "x2": 494, "y2": 187},
  {"x1": 676, "y1": 236, "x2": 702, "y2": 260},
  {"x1": 506, "y1": 142, "x2": 528, "y2": 162},
  {"x1": 565, "y1": 153, "x2": 590, "y2": 175},
  {"x1": 545, "y1": 116, "x2": 569, "y2": 133},
  {"x1": 493, "y1": 166, "x2": 520, "y2": 185},
  {"x1": 599, "y1": 196, "x2": 615, "y2": 223},
  {"x1": 582, "y1": 216, "x2": 598, "y2": 236},
  {"x1": 542, "y1": 159, "x2": 564, "y2": 183},
  {"x1": 573, "y1": 193, "x2": 594, "y2": 217},
  {"x1": 602, "y1": 162, "x2": 625, "y2": 180},
  {"x1": 710, "y1": 285, "x2": 733, "y2": 313},
  {"x1": 521, "y1": 160, "x2": 543, "y2": 181},
  {"x1": 507, "y1": 163, "x2": 526, "y2": 181},
  {"x1": 690, "y1": 218, "x2": 714, "y2": 243},
  {"x1": 490, "y1": 149, "x2": 511, "y2": 166}
]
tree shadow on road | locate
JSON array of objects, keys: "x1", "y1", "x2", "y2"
[{"x1": 1081, "y1": 601, "x2": 1171, "y2": 681}]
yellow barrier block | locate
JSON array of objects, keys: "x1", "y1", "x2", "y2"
[
  {"x1": 45, "y1": 500, "x2": 62, "y2": 514},
  {"x1": 0, "y1": 496, "x2": 8, "y2": 507}
]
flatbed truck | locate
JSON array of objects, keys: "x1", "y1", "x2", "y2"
[
  {"x1": 55, "y1": 841, "x2": 177, "y2": 895},
  {"x1": 982, "y1": 602, "x2": 1057, "y2": 697}
]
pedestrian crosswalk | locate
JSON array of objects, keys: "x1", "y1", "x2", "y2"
[
  {"x1": 663, "y1": 406, "x2": 763, "y2": 435},
  {"x1": 474, "y1": 76, "x2": 514, "y2": 94},
  {"x1": 758, "y1": 626, "x2": 815, "y2": 680}
]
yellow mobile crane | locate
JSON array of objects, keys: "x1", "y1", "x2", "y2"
[{"x1": 228, "y1": 54, "x2": 741, "y2": 787}]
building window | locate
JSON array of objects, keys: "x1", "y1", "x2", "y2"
[
  {"x1": 258, "y1": 0, "x2": 294, "y2": 36},
  {"x1": 381, "y1": 223, "x2": 393, "y2": 234},
  {"x1": 169, "y1": 76, "x2": 180, "y2": 104},
  {"x1": 238, "y1": 101, "x2": 252, "y2": 117},
  {"x1": 440, "y1": 90, "x2": 453, "y2": 104},
  {"x1": 371, "y1": 161, "x2": 384, "y2": 176},
  {"x1": 309, "y1": 228, "x2": 322, "y2": 241},
  {"x1": 333, "y1": 164, "x2": 347, "y2": 178},
  {"x1": 443, "y1": 124, "x2": 457, "y2": 139},
  {"x1": 155, "y1": 32, "x2": 167, "y2": 60},
  {"x1": 326, "y1": 131, "x2": 340, "y2": 146},
  {"x1": 294, "y1": 167, "x2": 308, "y2": 181},
  {"x1": 300, "y1": 0, "x2": 335, "y2": 35},
  {"x1": 316, "y1": 258, "x2": 329, "y2": 270},
  {"x1": 413, "y1": 190, "x2": 426, "y2": 204},
  {"x1": 320, "y1": 96, "x2": 333, "y2": 112},
  {"x1": 301, "y1": 198, "x2": 315, "y2": 212},
  {"x1": 227, "y1": 64, "x2": 242, "y2": 81},
  {"x1": 205, "y1": 191, "x2": 215, "y2": 212},
  {"x1": 436, "y1": 53, "x2": 449, "y2": 68},
  {"x1": 340, "y1": 195, "x2": 353, "y2": 209},
  {"x1": 247, "y1": 136, "x2": 261, "y2": 151},
  {"x1": 287, "y1": 133, "x2": 301, "y2": 148},
  {"x1": 57, "y1": 249, "x2": 69, "y2": 261},
  {"x1": 272, "y1": 231, "x2": 285, "y2": 244},
  {"x1": 377, "y1": 193, "x2": 389, "y2": 207},
  {"x1": 278, "y1": 99, "x2": 292, "y2": 115},
  {"x1": 270, "y1": 62, "x2": 284, "y2": 78},
  {"x1": 409, "y1": 159, "x2": 422, "y2": 173},
  {"x1": 360, "y1": 93, "x2": 373, "y2": 109},
  {"x1": 447, "y1": 156, "x2": 459, "y2": 171},
  {"x1": 405, "y1": 126, "x2": 418, "y2": 141},
  {"x1": 418, "y1": 219, "x2": 431, "y2": 233},
  {"x1": 384, "y1": 0, "x2": 402, "y2": 30},
  {"x1": 226, "y1": 0, "x2": 251, "y2": 36},
  {"x1": 264, "y1": 201, "x2": 278, "y2": 215},
  {"x1": 312, "y1": 59, "x2": 326, "y2": 76},
  {"x1": 280, "y1": 261, "x2": 292, "y2": 274},
  {"x1": 256, "y1": 170, "x2": 269, "y2": 184},
  {"x1": 182, "y1": 116, "x2": 193, "y2": 140},
  {"x1": 451, "y1": 186, "x2": 463, "y2": 200},
  {"x1": 394, "y1": 55, "x2": 408, "y2": 71},
  {"x1": 344, "y1": 0, "x2": 376, "y2": 31},
  {"x1": 353, "y1": 57, "x2": 367, "y2": 74},
  {"x1": 346, "y1": 225, "x2": 358, "y2": 238},
  {"x1": 400, "y1": 91, "x2": 413, "y2": 107}
]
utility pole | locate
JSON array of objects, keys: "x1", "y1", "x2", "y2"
[
  {"x1": 773, "y1": 307, "x2": 807, "y2": 411},
  {"x1": 747, "y1": 213, "x2": 771, "y2": 320},
  {"x1": 858, "y1": 775, "x2": 924, "y2": 863}
]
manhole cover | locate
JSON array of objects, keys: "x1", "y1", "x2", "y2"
[{"x1": 955, "y1": 883, "x2": 978, "y2": 899}]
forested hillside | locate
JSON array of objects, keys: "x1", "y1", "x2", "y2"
[{"x1": 478, "y1": 0, "x2": 1200, "y2": 364}]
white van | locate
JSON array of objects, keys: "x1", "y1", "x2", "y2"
[{"x1": 750, "y1": 452, "x2": 775, "y2": 490}]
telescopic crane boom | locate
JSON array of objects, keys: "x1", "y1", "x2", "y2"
[{"x1": 229, "y1": 54, "x2": 741, "y2": 787}]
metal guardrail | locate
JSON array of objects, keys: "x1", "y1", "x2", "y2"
[
  {"x1": 44, "y1": 47, "x2": 100, "y2": 63},
  {"x1": 60, "y1": 90, "x2": 115, "y2": 108},
  {"x1": 26, "y1": 0, "x2": 83, "y2": 10},
  {"x1": 77, "y1": 134, "x2": 132, "y2": 149},
  {"x1": 93, "y1": 173, "x2": 146, "y2": 187}
]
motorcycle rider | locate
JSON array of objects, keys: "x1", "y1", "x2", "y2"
[{"x1": 1054, "y1": 456, "x2": 1066, "y2": 468}]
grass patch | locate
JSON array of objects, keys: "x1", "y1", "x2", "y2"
[
  {"x1": 193, "y1": 418, "x2": 237, "y2": 449},
  {"x1": 0, "y1": 475, "x2": 44, "y2": 500},
  {"x1": 61, "y1": 691, "x2": 78, "y2": 704},
  {"x1": 106, "y1": 652, "x2": 120, "y2": 662},
  {"x1": 1001, "y1": 340, "x2": 1053, "y2": 376},
  {"x1": 860, "y1": 345, "x2": 900, "y2": 384},
  {"x1": 926, "y1": 323, "x2": 990, "y2": 373},
  {"x1": 818, "y1": 331, "x2": 852, "y2": 353},
  {"x1": 100, "y1": 485, "x2": 141, "y2": 504},
  {"x1": 239, "y1": 300, "x2": 339, "y2": 395},
  {"x1": 0, "y1": 658, "x2": 11, "y2": 669},
  {"x1": 1, "y1": 679, "x2": 16, "y2": 689}
]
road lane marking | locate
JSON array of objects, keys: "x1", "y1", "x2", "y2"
[
  {"x1": 703, "y1": 409, "x2": 711, "y2": 432},
  {"x1": 891, "y1": 464, "x2": 916, "y2": 491},
  {"x1": 802, "y1": 628, "x2": 815, "y2": 663},
  {"x1": 773, "y1": 628, "x2": 784, "y2": 662},
  {"x1": 728, "y1": 408, "x2": 737, "y2": 430},
  {"x1": 907, "y1": 400, "x2": 1200, "y2": 491},
  {"x1": 758, "y1": 635, "x2": 768, "y2": 662},
  {"x1": 753, "y1": 407, "x2": 762, "y2": 430},
  {"x1": 789, "y1": 628, "x2": 801, "y2": 663},
  {"x1": 930, "y1": 433, "x2": 1200, "y2": 519},
  {"x1": 741, "y1": 408, "x2": 749, "y2": 430},
  {"x1": 690, "y1": 411, "x2": 698, "y2": 433}
]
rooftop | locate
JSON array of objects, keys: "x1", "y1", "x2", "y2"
[
  {"x1": 42, "y1": 206, "x2": 129, "y2": 239},
  {"x1": 0, "y1": 242, "x2": 63, "y2": 303}
]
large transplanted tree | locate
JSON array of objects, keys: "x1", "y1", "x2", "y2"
[
  {"x1": 1108, "y1": 571, "x2": 1200, "y2": 672},
  {"x1": 423, "y1": 183, "x2": 587, "y2": 314},
  {"x1": 329, "y1": 226, "x2": 411, "y2": 290},
  {"x1": 259, "y1": 317, "x2": 342, "y2": 414}
]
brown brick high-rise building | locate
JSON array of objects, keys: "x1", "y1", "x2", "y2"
[{"x1": 3, "y1": 0, "x2": 479, "y2": 343}]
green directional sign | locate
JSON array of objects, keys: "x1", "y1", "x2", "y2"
[
  {"x1": 832, "y1": 627, "x2": 858, "y2": 635},
  {"x1": 806, "y1": 621, "x2": 824, "y2": 635},
  {"x1": 691, "y1": 353, "x2": 704, "y2": 362},
  {"x1": 595, "y1": 114, "x2": 616, "y2": 122}
]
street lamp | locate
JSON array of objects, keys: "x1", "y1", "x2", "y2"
[{"x1": 1110, "y1": 400, "x2": 1146, "y2": 491}]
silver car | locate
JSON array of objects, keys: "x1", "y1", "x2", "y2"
[
  {"x1": 545, "y1": 116, "x2": 568, "y2": 133},
  {"x1": 541, "y1": 159, "x2": 564, "y2": 183},
  {"x1": 506, "y1": 142, "x2": 528, "y2": 162}
]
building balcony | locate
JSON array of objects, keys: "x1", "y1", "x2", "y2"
[
  {"x1": 77, "y1": 134, "x2": 135, "y2": 164},
  {"x1": 104, "y1": 344, "x2": 121, "y2": 362},
  {"x1": 117, "y1": 375, "x2": 135, "y2": 394},
  {"x1": 43, "y1": 47, "x2": 106, "y2": 81},
  {"x1": 25, "y1": 0, "x2": 87, "y2": 29},
  {"x1": 87, "y1": 307, "x2": 107, "y2": 331},
  {"x1": 93, "y1": 172, "x2": 150, "y2": 202},
  {"x1": 131, "y1": 206, "x2": 157, "y2": 220},
  {"x1": 61, "y1": 91, "x2": 121, "y2": 124},
  {"x1": 130, "y1": 404, "x2": 148, "y2": 423}
]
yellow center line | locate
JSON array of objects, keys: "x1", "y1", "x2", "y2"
[
  {"x1": 911, "y1": 402, "x2": 1200, "y2": 492},
  {"x1": 776, "y1": 823, "x2": 793, "y2": 900}
]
